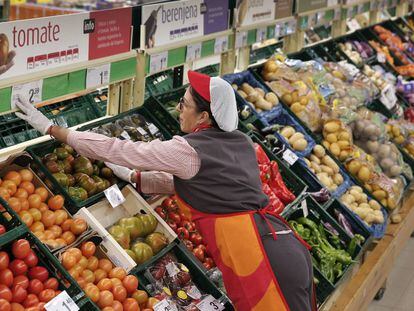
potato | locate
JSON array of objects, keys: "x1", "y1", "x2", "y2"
[
  {"x1": 293, "y1": 138, "x2": 308, "y2": 151},
  {"x1": 350, "y1": 186, "x2": 363, "y2": 193},
  {"x1": 289, "y1": 132, "x2": 305, "y2": 144},
  {"x1": 380, "y1": 198, "x2": 388, "y2": 207},
  {"x1": 369, "y1": 200, "x2": 381, "y2": 210},
  {"x1": 329, "y1": 143, "x2": 341, "y2": 156},
  {"x1": 232, "y1": 84, "x2": 238, "y2": 90},
  {"x1": 333, "y1": 173, "x2": 344, "y2": 185},
  {"x1": 265, "y1": 92, "x2": 279, "y2": 105},
  {"x1": 291, "y1": 91, "x2": 299, "y2": 103},
  {"x1": 246, "y1": 91, "x2": 260, "y2": 103},
  {"x1": 324, "y1": 121, "x2": 341, "y2": 133},
  {"x1": 341, "y1": 194, "x2": 355, "y2": 204},
  {"x1": 338, "y1": 131, "x2": 350, "y2": 141},
  {"x1": 291, "y1": 102, "x2": 304, "y2": 114},
  {"x1": 238, "y1": 90, "x2": 248, "y2": 99},
  {"x1": 355, "y1": 207, "x2": 369, "y2": 220},
  {"x1": 389, "y1": 165, "x2": 401, "y2": 177},
  {"x1": 347, "y1": 160, "x2": 361, "y2": 175},
  {"x1": 357, "y1": 166, "x2": 370, "y2": 182},
  {"x1": 255, "y1": 98, "x2": 273, "y2": 110},
  {"x1": 391, "y1": 214, "x2": 402, "y2": 224},
  {"x1": 339, "y1": 150, "x2": 350, "y2": 161},
  {"x1": 337, "y1": 140, "x2": 350, "y2": 149},
  {"x1": 367, "y1": 140, "x2": 379, "y2": 154},
  {"x1": 309, "y1": 154, "x2": 320, "y2": 164},
  {"x1": 282, "y1": 94, "x2": 293, "y2": 105},
  {"x1": 241, "y1": 83, "x2": 255, "y2": 94},
  {"x1": 313, "y1": 145, "x2": 325, "y2": 158},
  {"x1": 326, "y1": 133, "x2": 338, "y2": 143},
  {"x1": 378, "y1": 144, "x2": 391, "y2": 159},
  {"x1": 263, "y1": 60, "x2": 277, "y2": 72},
  {"x1": 304, "y1": 158, "x2": 311, "y2": 167},
  {"x1": 387, "y1": 197, "x2": 397, "y2": 209},
  {"x1": 280, "y1": 126, "x2": 295, "y2": 139},
  {"x1": 311, "y1": 162, "x2": 322, "y2": 173},
  {"x1": 255, "y1": 87, "x2": 265, "y2": 97},
  {"x1": 322, "y1": 155, "x2": 339, "y2": 173},
  {"x1": 372, "y1": 190, "x2": 387, "y2": 201},
  {"x1": 359, "y1": 203, "x2": 370, "y2": 210},
  {"x1": 320, "y1": 165, "x2": 334, "y2": 175},
  {"x1": 365, "y1": 212, "x2": 376, "y2": 224},
  {"x1": 359, "y1": 193, "x2": 368, "y2": 203},
  {"x1": 319, "y1": 175, "x2": 333, "y2": 187},
  {"x1": 322, "y1": 141, "x2": 331, "y2": 149}
]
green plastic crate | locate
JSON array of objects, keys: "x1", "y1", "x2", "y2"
[
  {"x1": 250, "y1": 42, "x2": 282, "y2": 65},
  {"x1": 145, "y1": 69, "x2": 175, "y2": 98},
  {"x1": 285, "y1": 195, "x2": 361, "y2": 305},
  {"x1": 0, "y1": 196, "x2": 27, "y2": 245},
  {"x1": 249, "y1": 132, "x2": 308, "y2": 211},
  {"x1": 131, "y1": 240, "x2": 233, "y2": 310},
  {"x1": 77, "y1": 297, "x2": 99, "y2": 310},
  {"x1": 196, "y1": 64, "x2": 220, "y2": 77}
]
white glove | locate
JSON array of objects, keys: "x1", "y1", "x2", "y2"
[
  {"x1": 105, "y1": 162, "x2": 135, "y2": 183},
  {"x1": 15, "y1": 95, "x2": 53, "y2": 135}
]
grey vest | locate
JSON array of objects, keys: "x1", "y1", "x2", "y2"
[{"x1": 174, "y1": 128, "x2": 269, "y2": 214}]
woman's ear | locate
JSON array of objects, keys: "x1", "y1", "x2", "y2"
[{"x1": 199, "y1": 111, "x2": 211, "y2": 124}]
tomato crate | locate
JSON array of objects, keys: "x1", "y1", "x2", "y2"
[
  {"x1": 76, "y1": 297, "x2": 99, "y2": 310},
  {"x1": 131, "y1": 240, "x2": 234, "y2": 310},
  {"x1": 249, "y1": 132, "x2": 308, "y2": 211},
  {"x1": 25, "y1": 139, "x2": 126, "y2": 214},
  {"x1": 77, "y1": 103, "x2": 173, "y2": 142},
  {"x1": 0, "y1": 197, "x2": 27, "y2": 248},
  {"x1": 0, "y1": 229, "x2": 85, "y2": 302},
  {"x1": 285, "y1": 195, "x2": 361, "y2": 305}
]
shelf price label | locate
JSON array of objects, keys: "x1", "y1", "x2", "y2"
[
  {"x1": 11, "y1": 79, "x2": 43, "y2": 109},
  {"x1": 104, "y1": 184, "x2": 126, "y2": 208},
  {"x1": 196, "y1": 295, "x2": 224, "y2": 311},
  {"x1": 154, "y1": 299, "x2": 178, "y2": 311},
  {"x1": 186, "y1": 43, "x2": 202, "y2": 62},
  {"x1": 282, "y1": 149, "x2": 298, "y2": 165},
  {"x1": 274, "y1": 24, "x2": 282, "y2": 38},
  {"x1": 86, "y1": 64, "x2": 110, "y2": 89},
  {"x1": 235, "y1": 31, "x2": 248, "y2": 48},
  {"x1": 286, "y1": 20, "x2": 297, "y2": 35},
  {"x1": 45, "y1": 291, "x2": 79, "y2": 311},
  {"x1": 149, "y1": 51, "x2": 168, "y2": 74},
  {"x1": 256, "y1": 27, "x2": 267, "y2": 43},
  {"x1": 301, "y1": 199, "x2": 309, "y2": 218},
  {"x1": 214, "y1": 36, "x2": 228, "y2": 54}
]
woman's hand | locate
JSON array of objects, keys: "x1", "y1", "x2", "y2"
[
  {"x1": 15, "y1": 95, "x2": 53, "y2": 135},
  {"x1": 105, "y1": 162, "x2": 137, "y2": 183}
]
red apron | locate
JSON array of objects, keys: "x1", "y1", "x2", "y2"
[{"x1": 176, "y1": 195, "x2": 317, "y2": 311}]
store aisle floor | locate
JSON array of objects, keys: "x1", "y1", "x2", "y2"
[{"x1": 368, "y1": 237, "x2": 414, "y2": 311}]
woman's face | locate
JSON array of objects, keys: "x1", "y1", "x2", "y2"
[{"x1": 176, "y1": 88, "x2": 209, "y2": 133}]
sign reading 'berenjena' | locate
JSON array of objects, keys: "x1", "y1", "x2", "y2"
[{"x1": 141, "y1": 0, "x2": 229, "y2": 49}]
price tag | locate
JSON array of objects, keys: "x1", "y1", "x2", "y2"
[
  {"x1": 55, "y1": 116, "x2": 69, "y2": 128},
  {"x1": 286, "y1": 20, "x2": 296, "y2": 35},
  {"x1": 104, "y1": 184, "x2": 126, "y2": 208},
  {"x1": 45, "y1": 291, "x2": 79, "y2": 311},
  {"x1": 137, "y1": 127, "x2": 147, "y2": 135},
  {"x1": 235, "y1": 31, "x2": 248, "y2": 48},
  {"x1": 256, "y1": 27, "x2": 267, "y2": 43},
  {"x1": 120, "y1": 130, "x2": 131, "y2": 140},
  {"x1": 11, "y1": 80, "x2": 43, "y2": 109},
  {"x1": 196, "y1": 295, "x2": 224, "y2": 311},
  {"x1": 301, "y1": 199, "x2": 309, "y2": 218},
  {"x1": 377, "y1": 52, "x2": 386, "y2": 63},
  {"x1": 148, "y1": 123, "x2": 159, "y2": 135},
  {"x1": 86, "y1": 64, "x2": 110, "y2": 89},
  {"x1": 282, "y1": 149, "x2": 298, "y2": 165},
  {"x1": 188, "y1": 286, "x2": 202, "y2": 299},
  {"x1": 150, "y1": 51, "x2": 168, "y2": 74},
  {"x1": 274, "y1": 24, "x2": 281, "y2": 38},
  {"x1": 214, "y1": 36, "x2": 228, "y2": 54},
  {"x1": 309, "y1": 13, "x2": 317, "y2": 27},
  {"x1": 186, "y1": 43, "x2": 202, "y2": 62},
  {"x1": 154, "y1": 299, "x2": 177, "y2": 311},
  {"x1": 317, "y1": 12, "x2": 325, "y2": 25}
]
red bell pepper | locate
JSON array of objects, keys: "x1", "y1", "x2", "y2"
[
  {"x1": 254, "y1": 144, "x2": 270, "y2": 165},
  {"x1": 268, "y1": 160, "x2": 296, "y2": 205},
  {"x1": 259, "y1": 163, "x2": 271, "y2": 184},
  {"x1": 262, "y1": 184, "x2": 285, "y2": 215}
]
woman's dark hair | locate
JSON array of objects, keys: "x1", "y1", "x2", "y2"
[{"x1": 189, "y1": 86, "x2": 219, "y2": 129}]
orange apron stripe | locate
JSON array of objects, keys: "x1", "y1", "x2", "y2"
[{"x1": 252, "y1": 282, "x2": 289, "y2": 311}]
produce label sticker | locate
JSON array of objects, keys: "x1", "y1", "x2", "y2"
[
  {"x1": 196, "y1": 295, "x2": 224, "y2": 311},
  {"x1": 45, "y1": 290, "x2": 79, "y2": 311},
  {"x1": 214, "y1": 36, "x2": 228, "y2": 54},
  {"x1": 148, "y1": 123, "x2": 159, "y2": 135},
  {"x1": 86, "y1": 63, "x2": 111, "y2": 89},
  {"x1": 166, "y1": 262, "x2": 180, "y2": 277},
  {"x1": 149, "y1": 51, "x2": 168, "y2": 74},
  {"x1": 301, "y1": 199, "x2": 309, "y2": 218},
  {"x1": 186, "y1": 42, "x2": 202, "y2": 62},
  {"x1": 154, "y1": 299, "x2": 178, "y2": 311},
  {"x1": 120, "y1": 130, "x2": 131, "y2": 140},
  {"x1": 104, "y1": 184, "x2": 126, "y2": 208},
  {"x1": 235, "y1": 31, "x2": 248, "y2": 49},
  {"x1": 11, "y1": 79, "x2": 43, "y2": 109},
  {"x1": 188, "y1": 285, "x2": 202, "y2": 299}
]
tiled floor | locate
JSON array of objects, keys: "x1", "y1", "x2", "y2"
[{"x1": 368, "y1": 237, "x2": 414, "y2": 311}]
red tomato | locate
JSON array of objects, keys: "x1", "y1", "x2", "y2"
[
  {"x1": 176, "y1": 227, "x2": 189, "y2": 240},
  {"x1": 12, "y1": 239, "x2": 31, "y2": 259},
  {"x1": 193, "y1": 247, "x2": 205, "y2": 262},
  {"x1": 180, "y1": 220, "x2": 195, "y2": 231},
  {"x1": 122, "y1": 298, "x2": 139, "y2": 311},
  {"x1": 0, "y1": 225, "x2": 6, "y2": 235},
  {"x1": 9, "y1": 260, "x2": 28, "y2": 276},
  {"x1": 12, "y1": 276, "x2": 29, "y2": 289},
  {"x1": 98, "y1": 290, "x2": 114, "y2": 308},
  {"x1": 23, "y1": 251, "x2": 38, "y2": 268},
  {"x1": 28, "y1": 279, "x2": 43, "y2": 295},
  {"x1": 28, "y1": 266, "x2": 49, "y2": 282},
  {"x1": 0, "y1": 299, "x2": 11, "y2": 311},
  {"x1": 38, "y1": 289, "x2": 55, "y2": 302},
  {"x1": 0, "y1": 269, "x2": 13, "y2": 287},
  {"x1": 122, "y1": 275, "x2": 138, "y2": 294},
  {"x1": 44, "y1": 278, "x2": 58, "y2": 291},
  {"x1": 178, "y1": 211, "x2": 188, "y2": 221},
  {"x1": 0, "y1": 284, "x2": 12, "y2": 302},
  {"x1": 0, "y1": 252, "x2": 9, "y2": 270},
  {"x1": 190, "y1": 233, "x2": 203, "y2": 246},
  {"x1": 168, "y1": 212, "x2": 181, "y2": 224},
  {"x1": 161, "y1": 198, "x2": 175, "y2": 210},
  {"x1": 182, "y1": 239, "x2": 194, "y2": 252},
  {"x1": 10, "y1": 302, "x2": 24, "y2": 311},
  {"x1": 11, "y1": 285, "x2": 27, "y2": 304},
  {"x1": 167, "y1": 220, "x2": 177, "y2": 232},
  {"x1": 37, "y1": 302, "x2": 46, "y2": 310},
  {"x1": 112, "y1": 285, "x2": 127, "y2": 302},
  {"x1": 23, "y1": 294, "x2": 39, "y2": 308}
]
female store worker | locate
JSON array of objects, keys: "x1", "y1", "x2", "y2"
[{"x1": 16, "y1": 71, "x2": 315, "y2": 311}]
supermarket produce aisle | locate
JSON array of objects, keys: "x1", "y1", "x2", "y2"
[{"x1": 368, "y1": 237, "x2": 414, "y2": 310}]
